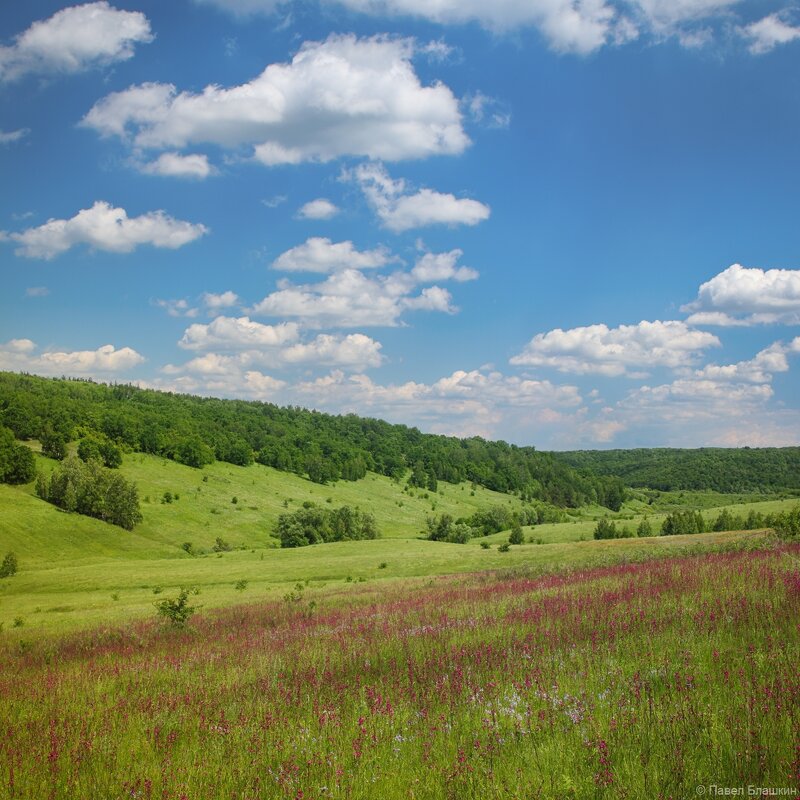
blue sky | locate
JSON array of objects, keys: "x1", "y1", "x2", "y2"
[{"x1": 2, "y1": 0, "x2": 800, "y2": 449}]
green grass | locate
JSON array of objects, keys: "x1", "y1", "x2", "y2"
[
  {"x1": 3, "y1": 542, "x2": 798, "y2": 798},
  {"x1": 0, "y1": 449, "x2": 795, "y2": 634}
]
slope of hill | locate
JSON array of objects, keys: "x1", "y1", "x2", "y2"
[
  {"x1": 555, "y1": 447, "x2": 800, "y2": 492},
  {"x1": 0, "y1": 372, "x2": 624, "y2": 509}
]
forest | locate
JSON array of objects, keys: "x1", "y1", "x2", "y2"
[
  {"x1": 2, "y1": 373, "x2": 799, "y2": 514},
  {"x1": 556, "y1": 447, "x2": 800, "y2": 492},
  {"x1": 0, "y1": 372, "x2": 624, "y2": 509}
]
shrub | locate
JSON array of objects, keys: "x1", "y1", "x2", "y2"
[
  {"x1": 36, "y1": 457, "x2": 142, "y2": 530},
  {"x1": 0, "y1": 426, "x2": 36, "y2": 485},
  {"x1": 0, "y1": 552, "x2": 18, "y2": 578},
  {"x1": 498, "y1": 542, "x2": 511, "y2": 552},
  {"x1": 773, "y1": 506, "x2": 800, "y2": 539},
  {"x1": 509, "y1": 518, "x2": 524, "y2": 545},
  {"x1": 276, "y1": 503, "x2": 379, "y2": 548},
  {"x1": 234, "y1": 580, "x2": 248, "y2": 592},
  {"x1": 213, "y1": 537, "x2": 232, "y2": 553},
  {"x1": 155, "y1": 588, "x2": 200, "y2": 627},
  {"x1": 593, "y1": 519, "x2": 618, "y2": 540}
]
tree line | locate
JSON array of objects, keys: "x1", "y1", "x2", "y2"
[
  {"x1": 594, "y1": 506, "x2": 799, "y2": 540},
  {"x1": 0, "y1": 372, "x2": 625, "y2": 509},
  {"x1": 557, "y1": 447, "x2": 800, "y2": 493}
]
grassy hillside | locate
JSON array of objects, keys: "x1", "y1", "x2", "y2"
[{"x1": 1, "y1": 447, "x2": 795, "y2": 634}]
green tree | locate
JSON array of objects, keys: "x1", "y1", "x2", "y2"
[
  {"x1": 594, "y1": 518, "x2": 618, "y2": 540},
  {"x1": 176, "y1": 436, "x2": 215, "y2": 469},
  {"x1": 41, "y1": 428, "x2": 67, "y2": 460},
  {"x1": 0, "y1": 552, "x2": 17, "y2": 578},
  {"x1": 509, "y1": 517, "x2": 524, "y2": 545}
]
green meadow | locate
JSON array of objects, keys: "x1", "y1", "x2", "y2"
[{"x1": 1, "y1": 448, "x2": 795, "y2": 635}]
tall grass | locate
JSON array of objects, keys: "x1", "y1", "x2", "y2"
[{"x1": 2, "y1": 543, "x2": 798, "y2": 799}]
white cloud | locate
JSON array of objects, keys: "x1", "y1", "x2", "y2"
[
  {"x1": 403, "y1": 286, "x2": 456, "y2": 313},
  {"x1": 691, "y1": 342, "x2": 792, "y2": 384},
  {"x1": 0, "y1": 340, "x2": 144, "y2": 376},
  {"x1": 740, "y1": 13, "x2": 800, "y2": 55},
  {"x1": 510, "y1": 320, "x2": 720, "y2": 376},
  {"x1": 252, "y1": 264, "x2": 464, "y2": 327},
  {"x1": 683, "y1": 263, "x2": 800, "y2": 326},
  {"x1": 140, "y1": 152, "x2": 214, "y2": 179},
  {"x1": 0, "y1": 2, "x2": 153, "y2": 83},
  {"x1": 82, "y1": 34, "x2": 468, "y2": 164},
  {"x1": 411, "y1": 248, "x2": 478, "y2": 282},
  {"x1": 297, "y1": 198, "x2": 340, "y2": 220},
  {"x1": 292, "y1": 367, "x2": 583, "y2": 439},
  {"x1": 253, "y1": 269, "x2": 411, "y2": 327},
  {"x1": 202, "y1": 291, "x2": 240, "y2": 310},
  {"x1": 169, "y1": 327, "x2": 383, "y2": 372},
  {"x1": 350, "y1": 162, "x2": 490, "y2": 232},
  {"x1": 155, "y1": 298, "x2": 199, "y2": 318},
  {"x1": 179, "y1": 316, "x2": 300, "y2": 351},
  {"x1": 25, "y1": 286, "x2": 49, "y2": 298},
  {"x1": 272, "y1": 237, "x2": 396, "y2": 273},
  {"x1": 0, "y1": 128, "x2": 30, "y2": 145},
  {"x1": 281, "y1": 333, "x2": 384, "y2": 368},
  {"x1": 631, "y1": 0, "x2": 741, "y2": 29},
  {"x1": 2, "y1": 201, "x2": 208, "y2": 259},
  {"x1": 200, "y1": 0, "x2": 621, "y2": 54},
  {"x1": 578, "y1": 337, "x2": 800, "y2": 448}
]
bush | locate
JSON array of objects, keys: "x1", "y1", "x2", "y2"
[
  {"x1": 276, "y1": 503, "x2": 379, "y2": 548},
  {"x1": 155, "y1": 588, "x2": 200, "y2": 627},
  {"x1": 0, "y1": 552, "x2": 18, "y2": 578},
  {"x1": 0, "y1": 426, "x2": 36, "y2": 485},
  {"x1": 213, "y1": 537, "x2": 232, "y2": 552},
  {"x1": 593, "y1": 519, "x2": 618, "y2": 540},
  {"x1": 36, "y1": 457, "x2": 142, "y2": 530},
  {"x1": 509, "y1": 518, "x2": 524, "y2": 545},
  {"x1": 773, "y1": 506, "x2": 800, "y2": 539},
  {"x1": 78, "y1": 435, "x2": 122, "y2": 469}
]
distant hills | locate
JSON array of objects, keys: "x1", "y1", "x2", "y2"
[{"x1": 555, "y1": 447, "x2": 800, "y2": 493}]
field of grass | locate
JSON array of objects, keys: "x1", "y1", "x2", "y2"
[
  {"x1": 1, "y1": 448, "x2": 798, "y2": 634},
  {"x1": 2, "y1": 541, "x2": 798, "y2": 798}
]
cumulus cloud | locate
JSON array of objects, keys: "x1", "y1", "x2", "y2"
[
  {"x1": 1, "y1": 201, "x2": 208, "y2": 260},
  {"x1": 0, "y1": 2, "x2": 152, "y2": 83},
  {"x1": 349, "y1": 162, "x2": 490, "y2": 232},
  {"x1": 411, "y1": 248, "x2": 478, "y2": 282},
  {"x1": 155, "y1": 298, "x2": 199, "y2": 318},
  {"x1": 510, "y1": 320, "x2": 720, "y2": 376},
  {"x1": 179, "y1": 316, "x2": 300, "y2": 351},
  {"x1": 272, "y1": 237, "x2": 397, "y2": 273},
  {"x1": 202, "y1": 291, "x2": 240, "y2": 311},
  {"x1": 292, "y1": 367, "x2": 583, "y2": 439},
  {"x1": 82, "y1": 34, "x2": 468, "y2": 165},
  {"x1": 0, "y1": 128, "x2": 30, "y2": 145},
  {"x1": 297, "y1": 198, "x2": 340, "y2": 220},
  {"x1": 0, "y1": 339, "x2": 144, "y2": 376},
  {"x1": 140, "y1": 152, "x2": 214, "y2": 179},
  {"x1": 740, "y1": 13, "x2": 800, "y2": 54},
  {"x1": 683, "y1": 263, "x2": 800, "y2": 326},
  {"x1": 169, "y1": 326, "x2": 383, "y2": 372},
  {"x1": 252, "y1": 266, "x2": 459, "y2": 327},
  {"x1": 583, "y1": 337, "x2": 800, "y2": 448},
  {"x1": 197, "y1": 0, "x2": 621, "y2": 54},
  {"x1": 690, "y1": 342, "x2": 792, "y2": 384}
]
